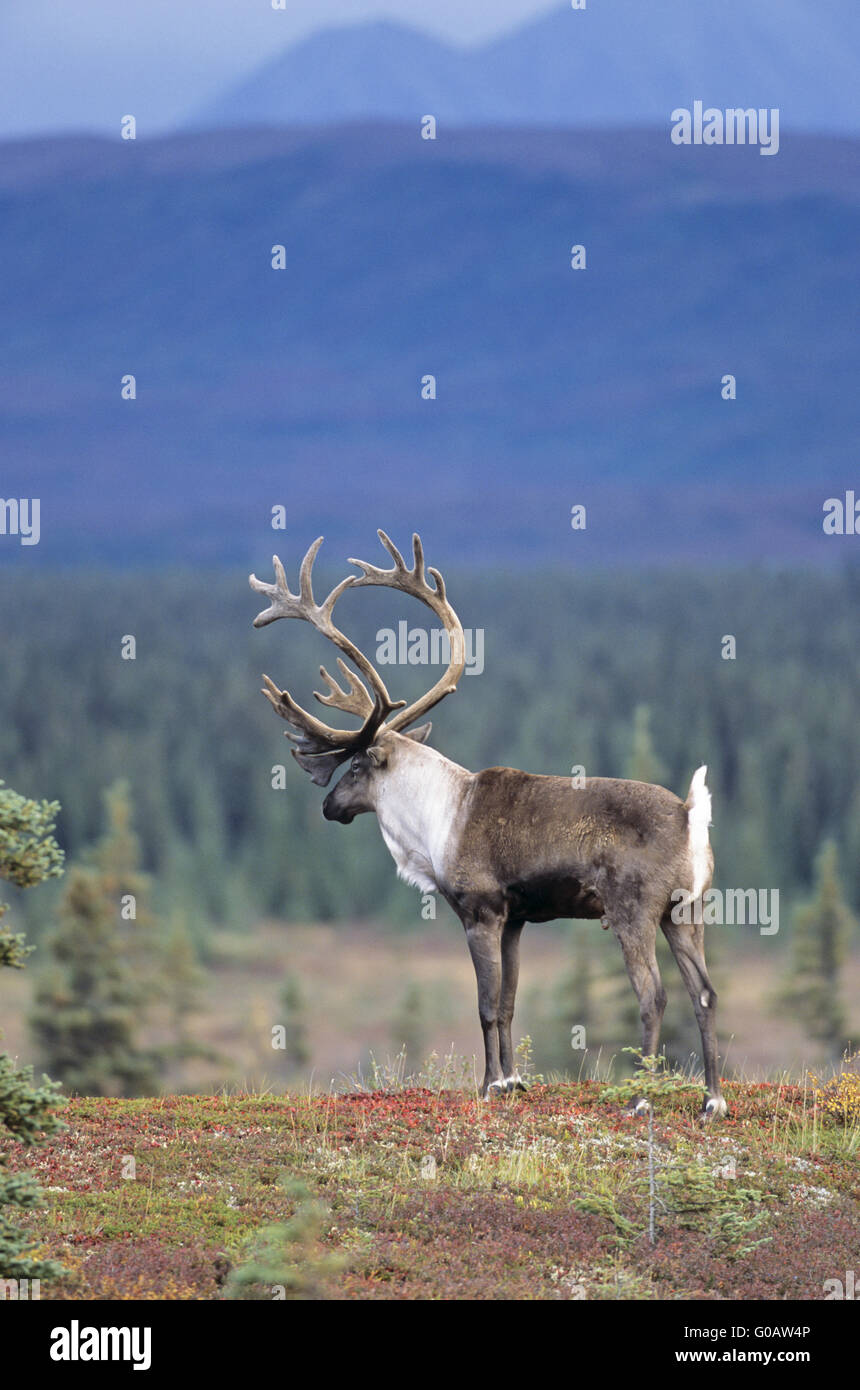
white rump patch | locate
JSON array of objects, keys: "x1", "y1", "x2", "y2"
[{"x1": 686, "y1": 764, "x2": 712, "y2": 903}]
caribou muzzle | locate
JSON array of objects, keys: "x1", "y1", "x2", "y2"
[{"x1": 322, "y1": 788, "x2": 355, "y2": 823}]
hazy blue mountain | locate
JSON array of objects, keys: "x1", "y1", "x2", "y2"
[
  {"x1": 195, "y1": 2, "x2": 860, "y2": 134},
  {"x1": 194, "y1": 22, "x2": 473, "y2": 131},
  {"x1": 1, "y1": 123, "x2": 858, "y2": 569}
]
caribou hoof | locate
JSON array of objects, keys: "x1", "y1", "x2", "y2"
[
  {"x1": 482, "y1": 1079, "x2": 507, "y2": 1100},
  {"x1": 504, "y1": 1074, "x2": 528, "y2": 1094},
  {"x1": 482, "y1": 1075, "x2": 529, "y2": 1099},
  {"x1": 702, "y1": 1095, "x2": 728, "y2": 1122}
]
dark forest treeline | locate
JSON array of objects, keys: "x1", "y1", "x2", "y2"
[{"x1": 1, "y1": 564, "x2": 859, "y2": 949}]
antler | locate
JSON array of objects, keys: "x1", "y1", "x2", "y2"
[
  {"x1": 249, "y1": 538, "x2": 404, "y2": 785},
  {"x1": 250, "y1": 532, "x2": 465, "y2": 784},
  {"x1": 348, "y1": 531, "x2": 465, "y2": 733}
]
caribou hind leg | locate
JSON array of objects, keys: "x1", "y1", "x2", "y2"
[
  {"x1": 661, "y1": 916, "x2": 726, "y2": 1118},
  {"x1": 607, "y1": 909, "x2": 667, "y2": 1111}
]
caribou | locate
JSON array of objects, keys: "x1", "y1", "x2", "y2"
[{"x1": 250, "y1": 532, "x2": 726, "y2": 1118}]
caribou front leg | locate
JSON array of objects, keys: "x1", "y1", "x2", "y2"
[
  {"x1": 463, "y1": 910, "x2": 506, "y2": 1099},
  {"x1": 499, "y1": 919, "x2": 527, "y2": 1092}
]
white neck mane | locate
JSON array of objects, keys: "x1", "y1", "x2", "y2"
[{"x1": 373, "y1": 742, "x2": 471, "y2": 894}]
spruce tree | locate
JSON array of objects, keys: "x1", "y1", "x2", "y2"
[
  {"x1": 160, "y1": 910, "x2": 209, "y2": 1069},
  {"x1": 532, "y1": 926, "x2": 597, "y2": 1075},
  {"x1": 626, "y1": 704, "x2": 667, "y2": 786},
  {"x1": 778, "y1": 839, "x2": 855, "y2": 1056},
  {"x1": 0, "y1": 779, "x2": 66, "y2": 1282},
  {"x1": 30, "y1": 782, "x2": 158, "y2": 1097},
  {"x1": 279, "y1": 974, "x2": 311, "y2": 1070},
  {"x1": 390, "y1": 980, "x2": 425, "y2": 1069}
]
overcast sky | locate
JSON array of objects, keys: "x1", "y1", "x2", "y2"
[{"x1": 0, "y1": 0, "x2": 560, "y2": 139}]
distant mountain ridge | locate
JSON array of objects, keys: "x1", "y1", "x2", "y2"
[
  {"x1": 194, "y1": 2, "x2": 860, "y2": 135},
  {"x1": 1, "y1": 122, "x2": 858, "y2": 569}
]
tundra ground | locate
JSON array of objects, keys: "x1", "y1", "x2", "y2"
[{"x1": 10, "y1": 1079, "x2": 859, "y2": 1301}]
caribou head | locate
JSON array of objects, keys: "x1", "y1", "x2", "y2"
[{"x1": 249, "y1": 529, "x2": 465, "y2": 805}]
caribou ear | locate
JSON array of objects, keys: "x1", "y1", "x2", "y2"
[
  {"x1": 403, "y1": 722, "x2": 432, "y2": 745},
  {"x1": 367, "y1": 742, "x2": 390, "y2": 769}
]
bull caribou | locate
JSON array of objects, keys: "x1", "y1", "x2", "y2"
[{"x1": 250, "y1": 532, "x2": 725, "y2": 1118}]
